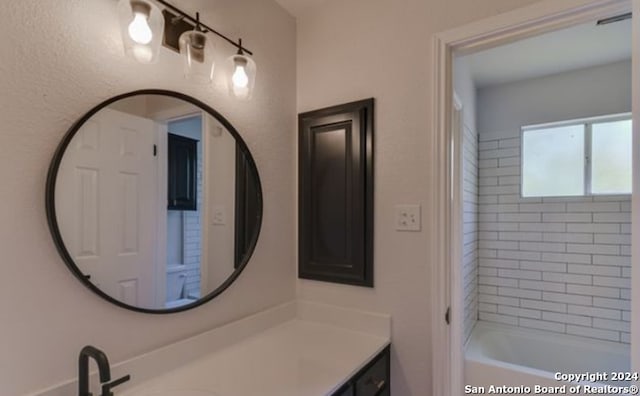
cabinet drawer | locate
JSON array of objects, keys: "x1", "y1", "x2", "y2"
[
  {"x1": 330, "y1": 346, "x2": 390, "y2": 396},
  {"x1": 355, "y1": 348, "x2": 389, "y2": 396},
  {"x1": 335, "y1": 383, "x2": 354, "y2": 396}
]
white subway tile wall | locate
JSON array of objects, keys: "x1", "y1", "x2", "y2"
[
  {"x1": 182, "y1": 141, "x2": 203, "y2": 298},
  {"x1": 477, "y1": 133, "x2": 631, "y2": 343},
  {"x1": 463, "y1": 122, "x2": 479, "y2": 343}
]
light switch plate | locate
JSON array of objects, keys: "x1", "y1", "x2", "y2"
[
  {"x1": 395, "y1": 204, "x2": 421, "y2": 231},
  {"x1": 212, "y1": 205, "x2": 226, "y2": 225}
]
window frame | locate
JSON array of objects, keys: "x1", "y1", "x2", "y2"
[{"x1": 520, "y1": 112, "x2": 632, "y2": 198}]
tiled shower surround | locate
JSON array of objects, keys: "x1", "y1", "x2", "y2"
[
  {"x1": 462, "y1": 119, "x2": 479, "y2": 343},
  {"x1": 476, "y1": 131, "x2": 631, "y2": 343}
]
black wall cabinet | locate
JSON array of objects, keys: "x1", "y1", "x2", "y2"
[
  {"x1": 298, "y1": 99, "x2": 374, "y2": 287},
  {"x1": 168, "y1": 133, "x2": 197, "y2": 211}
]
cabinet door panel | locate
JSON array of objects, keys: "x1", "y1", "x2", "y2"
[
  {"x1": 168, "y1": 133, "x2": 197, "y2": 210},
  {"x1": 298, "y1": 99, "x2": 374, "y2": 287},
  {"x1": 310, "y1": 122, "x2": 357, "y2": 266}
]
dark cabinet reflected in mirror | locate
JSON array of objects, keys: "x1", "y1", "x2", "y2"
[
  {"x1": 168, "y1": 132, "x2": 198, "y2": 211},
  {"x1": 46, "y1": 90, "x2": 262, "y2": 313}
]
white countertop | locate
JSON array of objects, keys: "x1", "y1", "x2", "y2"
[
  {"x1": 121, "y1": 319, "x2": 389, "y2": 396},
  {"x1": 31, "y1": 301, "x2": 391, "y2": 396}
]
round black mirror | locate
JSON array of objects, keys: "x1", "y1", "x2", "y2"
[{"x1": 46, "y1": 90, "x2": 262, "y2": 313}]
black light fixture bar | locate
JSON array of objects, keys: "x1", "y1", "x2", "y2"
[{"x1": 155, "y1": 0, "x2": 253, "y2": 55}]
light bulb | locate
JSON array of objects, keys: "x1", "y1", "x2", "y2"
[
  {"x1": 226, "y1": 52, "x2": 255, "y2": 100},
  {"x1": 128, "y1": 12, "x2": 153, "y2": 45},
  {"x1": 232, "y1": 65, "x2": 249, "y2": 88},
  {"x1": 118, "y1": 0, "x2": 162, "y2": 63}
]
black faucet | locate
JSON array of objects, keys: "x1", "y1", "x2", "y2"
[{"x1": 78, "y1": 345, "x2": 131, "y2": 396}]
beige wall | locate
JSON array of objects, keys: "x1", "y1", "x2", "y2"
[
  {"x1": 294, "y1": 0, "x2": 549, "y2": 394},
  {"x1": 0, "y1": 0, "x2": 295, "y2": 394}
]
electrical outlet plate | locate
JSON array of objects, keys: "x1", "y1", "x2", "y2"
[{"x1": 395, "y1": 204, "x2": 421, "y2": 231}]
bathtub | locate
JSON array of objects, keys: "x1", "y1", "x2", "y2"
[{"x1": 465, "y1": 322, "x2": 631, "y2": 394}]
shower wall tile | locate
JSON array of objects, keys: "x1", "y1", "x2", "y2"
[
  {"x1": 463, "y1": 122, "x2": 479, "y2": 344},
  {"x1": 521, "y1": 299, "x2": 566, "y2": 313},
  {"x1": 479, "y1": 312, "x2": 518, "y2": 326},
  {"x1": 542, "y1": 312, "x2": 591, "y2": 327},
  {"x1": 519, "y1": 318, "x2": 565, "y2": 333},
  {"x1": 568, "y1": 305, "x2": 621, "y2": 320},
  {"x1": 566, "y1": 325, "x2": 619, "y2": 342},
  {"x1": 477, "y1": 133, "x2": 631, "y2": 344}
]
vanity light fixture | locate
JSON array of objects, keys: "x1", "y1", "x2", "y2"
[
  {"x1": 179, "y1": 13, "x2": 216, "y2": 84},
  {"x1": 117, "y1": 0, "x2": 164, "y2": 63},
  {"x1": 117, "y1": 0, "x2": 257, "y2": 98},
  {"x1": 227, "y1": 40, "x2": 257, "y2": 100}
]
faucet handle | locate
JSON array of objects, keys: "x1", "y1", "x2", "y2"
[{"x1": 101, "y1": 374, "x2": 131, "y2": 396}]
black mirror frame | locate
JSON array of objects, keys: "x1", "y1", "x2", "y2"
[{"x1": 45, "y1": 89, "x2": 263, "y2": 314}]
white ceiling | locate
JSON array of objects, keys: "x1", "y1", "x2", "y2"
[
  {"x1": 274, "y1": 0, "x2": 329, "y2": 17},
  {"x1": 462, "y1": 18, "x2": 631, "y2": 88}
]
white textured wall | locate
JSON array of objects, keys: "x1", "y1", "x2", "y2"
[
  {"x1": 476, "y1": 60, "x2": 632, "y2": 343},
  {"x1": 0, "y1": 0, "x2": 296, "y2": 394},
  {"x1": 205, "y1": 117, "x2": 238, "y2": 289},
  {"x1": 454, "y1": 58, "x2": 479, "y2": 344},
  {"x1": 294, "y1": 0, "x2": 546, "y2": 394}
]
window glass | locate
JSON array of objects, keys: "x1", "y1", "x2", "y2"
[
  {"x1": 522, "y1": 125, "x2": 585, "y2": 197},
  {"x1": 591, "y1": 119, "x2": 632, "y2": 194}
]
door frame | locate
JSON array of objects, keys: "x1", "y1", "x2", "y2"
[
  {"x1": 449, "y1": 91, "x2": 464, "y2": 395},
  {"x1": 156, "y1": 109, "x2": 206, "y2": 304},
  {"x1": 430, "y1": 0, "x2": 635, "y2": 394}
]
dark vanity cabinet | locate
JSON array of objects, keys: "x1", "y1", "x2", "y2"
[
  {"x1": 168, "y1": 133, "x2": 198, "y2": 211},
  {"x1": 333, "y1": 346, "x2": 390, "y2": 396},
  {"x1": 298, "y1": 99, "x2": 374, "y2": 287}
]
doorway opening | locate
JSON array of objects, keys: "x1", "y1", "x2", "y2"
[
  {"x1": 166, "y1": 115, "x2": 203, "y2": 308},
  {"x1": 431, "y1": 1, "x2": 636, "y2": 394}
]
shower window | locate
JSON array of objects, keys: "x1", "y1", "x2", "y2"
[
  {"x1": 521, "y1": 114, "x2": 632, "y2": 197},
  {"x1": 591, "y1": 118, "x2": 633, "y2": 194}
]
